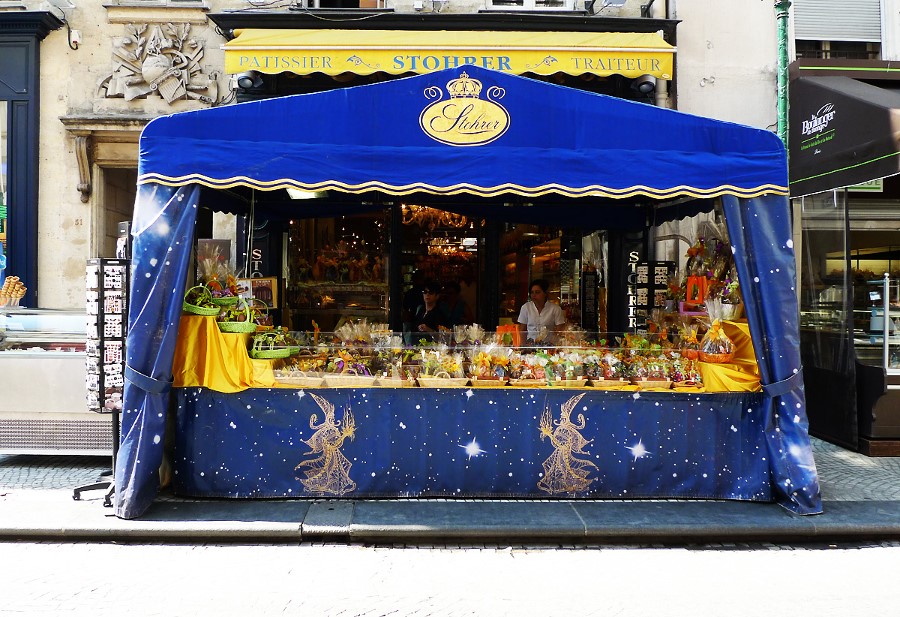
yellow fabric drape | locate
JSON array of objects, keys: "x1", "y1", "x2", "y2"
[
  {"x1": 698, "y1": 320, "x2": 762, "y2": 393},
  {"x1": 173, "y1": 315, "x2": 276, "y2": 392}
]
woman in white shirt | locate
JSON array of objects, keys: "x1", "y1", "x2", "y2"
[{"x1": 517, "y1": 278, "x2": 566, "y2": 344}]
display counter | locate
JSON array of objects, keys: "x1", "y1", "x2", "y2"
[
  {"x1": 172, "y1": 315, "x2": 761, "y2": 394},
  {"x1": 170, "y1": 314, "x2": 775, "y2": 501},
  {"x1": 0, "y1": 308, "x2": 111, "y2": 455}
]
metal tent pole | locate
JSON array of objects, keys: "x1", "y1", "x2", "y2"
[{"x1": 775, "y1": 0, "x2": 792, "y2": 145}]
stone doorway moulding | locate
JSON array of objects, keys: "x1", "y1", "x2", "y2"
[{"x1": 60, "y1": 114, "x2": 153, "y2": 203}]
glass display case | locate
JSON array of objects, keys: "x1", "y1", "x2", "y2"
[
  {"x1": 285, "y1": 281, "x2": 388, "y2": 332},
  {"x1": 856, "y1": 276, "x2": 900, "y2": 370},
  {"x1": 0, "y1": 308, "x2": 111, "y2": 455},
  {"x1": 286, "y1": 212, "x2": 390, "y2": 332},
  {"x1": 0, "y1": 307, "x2": 86, "y2": 352}
]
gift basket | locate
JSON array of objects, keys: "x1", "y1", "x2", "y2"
[
  {"x1": 698, "y1": 299, "x2": 735, "y2": 363},
  {"x1": 628, "y1": 352, "x2": 672, "y2": 389},
  {"x1": 323, "y1": 347, "x2": 377, "y2": 387},
  {"x1": 369, "y1": 335, "x2": 412, "y2": 387},
  {"x1": 468, "y1": 344, "x2": 512, "y2": 386},
  {"x1": 678, "y1": 320, "x2": 701, "y2": 361},
  {"x1": 670, "y1": 357, "x2": 703, "y2": 388},
  {"x1": 416, "y1": 347, "x2": 469, "y2": 387}
]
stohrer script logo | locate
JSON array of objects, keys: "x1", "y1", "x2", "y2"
[
  {"x1": 419, "y1": 72, "x2": 510, "y2": 146},
  {"x1": 801, "y1": 103, "x2": 836, "y2": 136}
]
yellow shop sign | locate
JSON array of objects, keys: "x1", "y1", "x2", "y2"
[
  {"x1": 419, "y1": 72, "x2": 510, "y2": 147},
  {"x1": 224, "y1": 30, "x2": 675, "y2": 80}
]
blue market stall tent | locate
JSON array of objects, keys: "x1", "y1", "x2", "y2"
[{"x1": 117, "y1": 66, "x2": 822, "y2": 518}]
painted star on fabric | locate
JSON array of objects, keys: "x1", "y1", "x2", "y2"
[
  {"x1": 459, "y1": 437, "x2": 486, "y2": 460},
  {"x1": 627, "y1": 439, "x2": 649, "y2": 462}
]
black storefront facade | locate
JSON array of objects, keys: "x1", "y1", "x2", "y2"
[
  {"x1": 789, "y1": 59, "x2": 900, "y2": 455},
  {"x1": 0, "y1": 11, "x2": 62, "y2": 307}
]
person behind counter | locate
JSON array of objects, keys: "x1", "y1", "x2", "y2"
[
  {"x1": 517, "y1": 278, "x2": 566, "y2": 344},
  {"x1": 401, "y1": 269, "x2": 426, "y2": 335},
  {"x1": 440, "y1": 281, "x2": 474, "y2": 327},
  {"x1": 408, "y1": 279, "x2": 450, "y2": 345}
]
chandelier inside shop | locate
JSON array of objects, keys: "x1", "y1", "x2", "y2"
[{"x1": 400, "y1": 205, "x2": 468, "y2": 231}]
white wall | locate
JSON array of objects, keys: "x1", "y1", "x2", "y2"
[
  {"x1": 883, "y1": 0, "x2": 900, "y2": 60},
  {"x1": 670, "y1": 0, "x2": 780, "y2": 131}
]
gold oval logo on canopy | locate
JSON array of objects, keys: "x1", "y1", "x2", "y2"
[{"x1": 419, "y1": 72, "x2": 510, "y2": 147}]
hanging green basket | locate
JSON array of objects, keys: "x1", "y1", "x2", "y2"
[
  {"x1": 217, "y1": 298, "x2": 257, "y2": 333},
  {"x1": 183, "y1": 285, "x2": 221, "y2": 316},
  {"x1": 210, "y1": 295, "x2": 239, "y2": 307}
]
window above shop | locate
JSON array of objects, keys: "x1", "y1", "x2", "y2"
[
  {"x1": 796, "y1": 40, "x2": 881, "y2": 60},
  {"x1": 296, "y1": 0, "x2": 383, "y2": 7},
  {"x1": 110, "y1": 1, "x2": 207, "y2": 5},
  {"x1": 483, "y1": 0, "x2": 580, "y2": 11}
]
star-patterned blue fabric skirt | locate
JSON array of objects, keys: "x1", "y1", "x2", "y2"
[{"x1": 174, "y1": 387, "x2": 774, "y2": 501}]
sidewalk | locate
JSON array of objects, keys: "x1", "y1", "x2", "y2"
[{"x1": 2, "y1": 438, "x2": 899, "y2": 544}]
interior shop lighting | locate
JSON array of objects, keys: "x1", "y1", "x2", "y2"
[{"x1": 400, "y1": 204, "x2": 468, "y2": 230}]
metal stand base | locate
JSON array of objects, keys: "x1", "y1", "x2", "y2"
[
  {"x1": 72, "y1": 481, "x2": 114, "y2": 507},
  {"x1": 72, "y1": 411, "x2": 119, "y2": 508}
]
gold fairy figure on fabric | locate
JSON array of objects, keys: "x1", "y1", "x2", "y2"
[
  {"x1": 295, "y1": 392, "x2": 357, "y2": 496},
  {"x1": 538, "y1": 393, "x2": 598, "y2": 495}
]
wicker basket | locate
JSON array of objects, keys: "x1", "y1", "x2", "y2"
[
  {"x1": 548, "y1": 379, "x2": 587, "y2": 388},
  {"x1": 630, "y1": 378, "x2": 673, "y2": 390},
  {"x1": 588, "y1": 378, "x2": 629, "y2": 389},
  {"x1": 183, "y1": 285, "x2": 221, "y2": 316},
  {"x1": 323, "y1": 373, "x2": 378, "y2": 388},
  {"x1": 250, "y1": 347, "x2": 291, "y2": 359},
  {"x1": 507, "y1": 378, "x2": 544, "y2": 388},
  {"x1": 376, "y1": 377, "x2": 415, "y2": 388},
  {"x1": 274, "y1": 370, "x2": 325, "y2": 388},
  {"x1": 698, "y1": 351, "x2": 734, "y2": 364},
  {"x1": 468, "y1": 377, "x2": 507, "y2": 388},
  {"x1": 417, "y1": 372, "x2": 470, "y2": 388},
  {"x1": 217, "y1": 298, "x2": 257, "y2": 333}
]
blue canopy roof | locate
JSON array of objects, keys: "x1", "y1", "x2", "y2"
[{"x1": 140, "y1": 65, "x2": 788, "y2": 200}]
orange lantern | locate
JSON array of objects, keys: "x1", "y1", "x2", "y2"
[{"x1": 685, "y1": 276, "x2": 707, "y2": 304}]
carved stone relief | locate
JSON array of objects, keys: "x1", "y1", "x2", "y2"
[{"x1": 98, "y1": 23, "x2": 219, "y2": 105}]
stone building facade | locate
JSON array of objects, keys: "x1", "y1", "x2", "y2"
[{"x1": 0, "y1": 0, "x2": 782, "y2": 309}]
